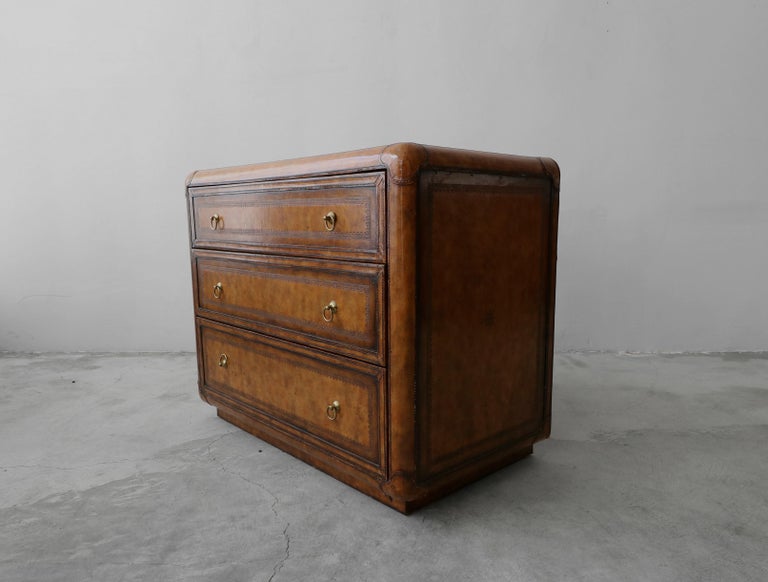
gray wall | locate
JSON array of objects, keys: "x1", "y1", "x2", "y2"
[{"x1": 1, "y1": 1, "x2": 766, "y2": 352}]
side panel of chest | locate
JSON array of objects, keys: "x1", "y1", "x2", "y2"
[{"x1": 415, "y1": 170, "x2": 558, "y2": 481}]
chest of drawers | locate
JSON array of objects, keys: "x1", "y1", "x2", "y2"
[{"x1": 186, "y1": 143, "x2": 559, "y2": 513}]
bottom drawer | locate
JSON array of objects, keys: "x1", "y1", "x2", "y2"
[{"x1": 197, "y1": 318, "x2": 386, "y2": 474}]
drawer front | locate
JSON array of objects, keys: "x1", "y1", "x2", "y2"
[
  {"x1": 198, "y1": 319, "x2": 386, "y2": 472},
  {"x1": 193, "y1": 251, "x2": 385, "y2": 364},
  {"x1": 189, "y1": 172, "x2": 385, "y2": 261}
]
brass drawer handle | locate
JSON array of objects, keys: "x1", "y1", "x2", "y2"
[
  {"x1": 322, "y1": 300, "x2": 337, "y2": 322},
  {"x1": 326, "y1": 400, "x2": 340, "y2": 421},
  {"x1": 323, "y1": 211, "x2": 337, "y2": 231},
  {"x1": 210, "y1": 214, "x2": 222, "y2": 230},
  {"x1": 218, "y1": 353, "x2": 229, "y2": 368},
  {"x1": 213, "y1": 282, "x2": 223, "y2": 298}
]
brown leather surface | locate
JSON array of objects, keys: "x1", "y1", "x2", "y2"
[
  {"x1": 199, "y1": 319, "x2": 385, "y2": 472},
  {"x1": 193, "y1": 250, "x2": 385, "y2": 364},
  {"x1": 187, "y1": 142, "x2": 557, "y2": 188},
  {"x1": 190, "y1": 172, "x2": 385, "y2": 262},
  {"x1": 416, "y1": 171, "x2": 555, "y2": 479}
]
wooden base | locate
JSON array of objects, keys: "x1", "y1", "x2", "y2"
[{"x1": 217, "y1": 404, "x2": 534, "y2": 514}]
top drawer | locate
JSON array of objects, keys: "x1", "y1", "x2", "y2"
[{"x1": 188, "y1": 172, "x2": 385, "y2": 262}]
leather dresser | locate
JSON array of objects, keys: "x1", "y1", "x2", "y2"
[{"x1": 186, "y1": 143, "x2": 560, "y2": 513}]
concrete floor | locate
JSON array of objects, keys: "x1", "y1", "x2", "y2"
[{"x1": 1, "y1": 352, "x2": 767, "y2": 581}]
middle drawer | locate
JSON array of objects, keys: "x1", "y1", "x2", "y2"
[{"x1": 193, "y1": 250, "x2": 385, "y2": 365}]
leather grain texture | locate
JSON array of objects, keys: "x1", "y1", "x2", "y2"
[
  {"x1": 199, "y1": 318, "x2": 386, "y2": 476},
  {"x1": 190, "y1": 172, "x2": 385, "y2": 261},
  {"x1": 193, "y1": 251, "x2": 385, "y2": 364},
  {"x1": 416, "y1": 171, "x2": 555, "y2": 480}
]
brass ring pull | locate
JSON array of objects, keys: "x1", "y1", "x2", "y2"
[
  {"x1": 210, "y1": 214, "x2": 221, "y2": 230},
  {"x1": 322, "y1": 300, "x2": 337, "y2": 322},
  {"x1": 218, "y1": 353, "x2": 229, "y2": 368},
  {"x1": 213, "y1": 282, "x2": 223, "y2": 299},
  {"x1": 326, "y1": 400, "x2": 340, "y2": 421},
  {"x1": 323, "y1": 211, "x2": 337, "y2": 231}
]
